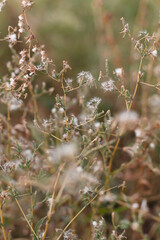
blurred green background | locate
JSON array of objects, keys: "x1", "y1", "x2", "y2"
[
  {"x1": 0, "y1": 0, "x2": 159, "y2": 74},
  {"x1": 0, "y1": 0, "x2": 159, "y2": 113}
]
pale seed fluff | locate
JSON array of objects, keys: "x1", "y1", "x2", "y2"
[
  {"x1": 9, "y1": 77, "x2": 15, "y2": 86},
  {"x1": 141, "y1": 199, "x2": 149, "y2": 212},
  {"x1": 8, "y1": 33, "x2": 17, "y2": 44},
  {"x1": 131, "y1": 222, "x2": 139, "y2": 231},
  {"x1": 118, "y1": 110, "x2": 139, "y2": 124},
  {"x1": 49, "y1": 143, "x2": 77, "y2": 163},
  {"x1": 150, "y1": 142, "x2": 155, "y2": 149},
  {"x1": 82, "y1": 186, "x2": 90, "y2": 194},
  {"x1": 51, "y1": 107, "x2": 56, "y2": 114},
  {"x1": 22, "y1": 0, "x2": 33, "y2": 8},
  {"x1": 58, "y1": 107, "x2": 64, "y2": 114},
  {"x1": 94, "y1": 122, "x2": 101, "y2": 129},
  {"x1": 134, "y1": 128, "x2": 142, "y2": 138},
  {"x1": 99, "y1": 192, "x2": 116, "y2": 202},
  {"x1": 131, "y1": 202, "x2": 139, "y2": 209},
  {"x1": 87, "y1": 97, "x2": 101, "y2": 111},
  {"x1": 77, "y1": 71, "x2": 95, "y2": 87},
  {"x1": 0, "y1": 0, "x2": 6, "y2": 12},
  {"x1": 0, "y1": 3, "x2": 4, "y2": 11},
  {"x1": 101, "y1": 79, "x2": 114, "y2": 92},
  {"x1": 9, "y1": 97, "x2": 23, "y2": 111},
  {"x1": 151, "y1": 49, "x2": 157, "y2": 57},
  {"x1": 115, "y1": 67, "x2": 123, "y2": 78},
  {"x1": 92, "y1": 221, "x2": 98, "y2": 227},
  {"x1": 22, "y1": 149, "x2": 32, "y2": 161}
]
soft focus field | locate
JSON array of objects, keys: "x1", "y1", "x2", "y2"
[{"x1": 0, "y1": 0, "x2": 160, "y2": 240}]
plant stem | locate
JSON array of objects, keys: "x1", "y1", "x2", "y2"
[
  {"x1": 61, "y1": 73, "x2": 69, "y2": 142},
  {"x1": 0, "y1": 201, "x2": 7, "y2": 240},
  {"x1": 15, "y1": 198, "x2": 39, "y2": 240},
  {"x1": 56, "y1": 183, "x2": 123, "y2": 240},
  {"x1": 105, "y1": 53, "x2": 144, "y2": 185},
  {"x1": 42, "y1": 164, "x2": 64, "y2": 240}
]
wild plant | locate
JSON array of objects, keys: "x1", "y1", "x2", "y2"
[{"x1": 0, "y1": 1, "x2": 160, "y2": 240}]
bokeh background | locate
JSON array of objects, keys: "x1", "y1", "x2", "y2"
[{"x1": 0, "y1": 0, "x2": 159, "y2": 112}]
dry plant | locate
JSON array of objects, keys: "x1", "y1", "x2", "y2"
[{"x1": 0, "y1": 0, "x2": 160, "y2": 240}]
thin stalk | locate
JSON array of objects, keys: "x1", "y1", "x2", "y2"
[
  {"x1": 105, "y1": 53, "x2": 145, "y2": 185},
  {"x1": 29, "y1": 179, "x2": 34, "y2": 228},
  {"x1": 7, "y1": 102, "x2": 11, "y2": 159},
  {"x1": 28, "y1": 85, "x2": 41, "y2": 124},
  {"x1": 61, "y1": 74, "x2": 69, "y2": 142},
  {"x1": 15, "y1": 198, "x2": 39, "y2": 240},
  {"x1": 56, "y1": 183, "x2": 123, "y2": 240},
  {"x1": 42, "y1": 164, "x2": 64, "y2": 240},
  {"x1": 0, "y1": 201, "x2": 7, "y2": 240}
]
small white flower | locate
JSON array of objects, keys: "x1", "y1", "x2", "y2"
[
  {"x1": 0, "y1": 3, "x2": 4, "y2": 12},
  {"x1": 58, "y1": 107, "x2": 64, "y2": 114},
  {"x1": 8, "y1": 33, "x2": 17, "y2": 44},
  {"x1": 41, "y1": 50, "x2": 45, "y2": 56},
  {"x1": 118, "y1": 111, "x2": 139, "y2": 123},
  {"x1": 76, "y1": 166, "x2": 83, "y2": 173},
  {"x1": 92, "y1": 221, "x2": 98, "y2": 227},
  {"x1": 87, "y1": 97, "x2": 101, "y2": 111},
  {"x1": 138, "y1": 30, "x2": 147, "y2": 37},
  {"x1": 62, "y1": 133, "x2": 67, "y2": 139},
  {"x1": 131, "y1": 222, "x2": 139, "y2": 231},
  {"x1": 141, "y1": 199, "x2": 149, "y2": 212},
  {"x1": 19, "y1": 58, "x2": 24, "y2": 65},
  {"x1": 71, "y1": 115, "x2": 78, "y2": 126},
  {"x1": 19, "y1": 28, "x2": 24, "y2": 33},
  {"x1": 48, "y1": 143, "x2": 77, "y2": 163},
  {"x1": 0, "y1": 0, "x2": 6, "y2": 12},
  {"x1": 22, "y1": 149, "x2": 32, "y2": 161},
  {"x1": 83, "y1": 186, "x2": 90, "y2": 194},
  {"x1": 32, "y1": 47, "x2": 37, "y2": 53},
  {"x1": 99, "y1": 192, "x2": 116, "y2": 202},
  {"x1": 51, "y1": 108, "x2": 56, "y2": 114},
  {"x1": 94, "y1": 122, "x2": 100, "y2": 129},
  {"x1": 47, "y1": 198, "x2": 53, "y2": 206},
  {"x1": 18, "y1": 14, "x2": 23, "y2": 20},
  {"x1": 18, "y1": 21, "x2": 23, "y2": 27},
  {"x1": 150, "y1": 142, "x2": 155, "y2": 149},
  {"x1": 88, "y1": 129, "x2": 93, "y2": 134},
  {"x1": 9, "y1": 97, "x2": 23, "y2": 111},
  {"x1": 101, "y1": 79, "x2": 114, "y2": 92},
  {"x1": 3, "y1": 162, "x2": 16, "y2": 172},
  {"x1": 22, "y1": 0, "x2": 33, "y2": 8},
  {"x1": 77, "y1": 71, "x2": 95, "y2": 87},
  {"x1": 131, "y1": 202, "x2": 139, "y2": 209},
  {"x1": 151, "y1": 49, "x2": 157, "y2": 57},
  {"x1": 10, "y1": 78, "x2": 15, "y2": 86},
  {"x1": 135, "y1": 128, "x2": 142, "y2": 138},
  {"x1": 24, "y1": 74, "x2": 29, "y2": 80},
  {"x1": 115, "y1": 67, "x2": 123, "y2": 78},
  {"x1": 99, "y1": 220, "x2": 103, "y2": 226},
  {"x1": 65, "y1": 78, "x2": 73, "y2": 86}
]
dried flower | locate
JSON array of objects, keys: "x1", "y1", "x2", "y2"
[
  {"x1": 77, "y1": 71, "x2": 95, "y2": 87},
  {"x1": 87, "y1": 97, "x2": 101, "y2": 112},
  {"x1": 114, "y1": 67, "x2": 124, "y2": 78},
  {"x1": 63, "y1": 229, "x2": 78, "y2": 240},
  {"x1": 21, "y1": 0, "x2": 34, "y2": 9},
  {"x1": 101, "y1": 79, "x2": 114, "y2": 92},
  {"x1": 9, "y1": 96, "x2": 23, "y2": 111},
  {"x1": 151, "y1": 49, "x2": 157, "y2": 57},
  {"x1": 0, "y1": 0, "x2": 6, "y2": 12}
]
